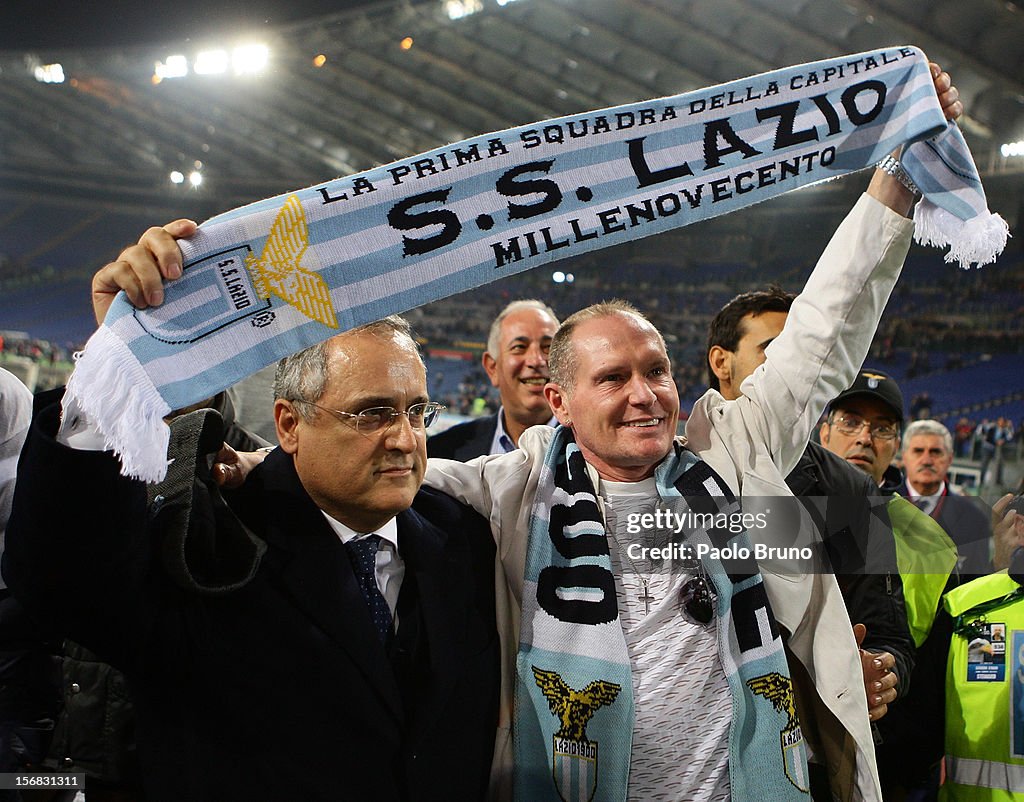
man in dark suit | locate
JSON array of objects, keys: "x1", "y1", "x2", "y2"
[
  {"x1": 428, "y1": 300, "x2": 558, "y2": 460},
  {"x1": 4, "y1": 316, "x2": 500, "y2": 802},
  {"x1": 897, "y1": 418, "x2": 992, "y2": 576}
]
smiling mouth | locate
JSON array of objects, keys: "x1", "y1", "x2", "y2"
[
  {"x1": 622, "y1": 418, "x2": 662, "y2": 428},
  {"x1": 519, "y1": 377, "x2": 547, "y2": 386}
]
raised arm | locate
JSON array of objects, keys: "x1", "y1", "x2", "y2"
[
  {"x1": 867, "y1": 62, "x2": 962, "y2": 218},
  {"x1": 693, "y1": 64, "x2": 963, "y2": 479}
]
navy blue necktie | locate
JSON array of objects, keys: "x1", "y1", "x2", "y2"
[{"x1": 346, "y1": 535, "x2": 393, "y2": 645}]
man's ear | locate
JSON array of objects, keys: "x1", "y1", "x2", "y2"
[
  {"x1": 482, "y1": 351, "x2": 499, "y2": 387},
  {"x1": 707, "y1": 345, "x2": 732, "y2": 389},
  {"x1": 819, "y1": 420, "x2": 831, "y2": 446},
  {"x1": 544, "y1": 383, "x2": 571, "y2": 426},
  {"x1": 274, "y1": 400, "x2": 301, "y2": 454}
]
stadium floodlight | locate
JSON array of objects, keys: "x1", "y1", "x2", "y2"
[
  {"x1": 1001, "y1": 141, "x2": 1024, "y2": 158},
  {"x1": 154, "y1": 54, "x2": 188, "y2": 81},
  {"x1": 232, "y1": 44, "x2": 269, "y2": 75},
  {"x1": 33, "y1": 63, "x2": 65, "y2": 84},
  {"x1": 194, "y1": 50, "x2": 229, "y2": 75},
  {"x1": 169, "y1": 171, "x2": 185, "y2": 184},
  {"x1": 552, "y1": 271, "x2": 565, "y2": 283},
  {"x1": 189, "y1": 171, "x2": 203, "y2": 187},
  {"x1": 445, "y1": 0, "x2": 482, "y2": 20}
]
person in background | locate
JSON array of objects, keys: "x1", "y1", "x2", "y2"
[
  {"x1": 428, "y1": 300, "x2": 559, "y2": 460},
  {"x1": 704, "y1": 286, "x2": 913, "y2": 738},
  {"x1": 940, "y1": 492, "x2": 1024, "y2": 801},
  {"x1": 897, "y1": 419, "x2": 992, "y2": 576}
]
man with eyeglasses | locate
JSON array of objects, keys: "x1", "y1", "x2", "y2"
[
  {"x1": 819, "y1": 369, "x2": 906, "y2": 491},
  {"x1": 5, "y1": 315, "x2": 502, "y2": 800},
  {"x1": 821, "y1": 369, "x2": 966, "y2": 801}
]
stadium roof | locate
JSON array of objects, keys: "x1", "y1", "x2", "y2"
[{"x1": 1, "y1": 0, "x2": 1022, "y2": 234}]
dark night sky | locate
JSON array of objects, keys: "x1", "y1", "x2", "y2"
[{"x1": 0, "y1": 0, "x2": 381, "y2": 50}]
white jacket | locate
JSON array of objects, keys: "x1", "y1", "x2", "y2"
[{"x1": 425, "y1": 193, "x2": 913, "y2": 802}]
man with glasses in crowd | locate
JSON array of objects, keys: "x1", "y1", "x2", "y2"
[
  {"x1": 819, "y1": 369, "x2": 906, "y2": 492},
  {"x1": 819, "y1": 368, "x2": 964, "y2": 800},
  {"x1": 5, "y1": 316, "x2": 502, "y2": 801}
]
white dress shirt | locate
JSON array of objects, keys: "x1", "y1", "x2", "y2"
[
  {"x1": 321, "y1": 513, "x2": 404, "y2": 618},
  {"x1": 904, "y1": 480, "x2": 944, "y2": 517}
]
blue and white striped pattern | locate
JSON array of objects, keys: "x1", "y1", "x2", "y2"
[{"x1": 68, "y1": 45, "x2": 1002, "y2": 482}]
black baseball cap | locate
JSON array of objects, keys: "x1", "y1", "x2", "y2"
[{"x1": 827, "y1": 369, "x2": 904, "y2": 424}]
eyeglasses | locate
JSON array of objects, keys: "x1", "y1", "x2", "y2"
[
  {"x1": 297, "y1": 400, "x2": 445, "y2": 434},
  {"x1": 831, "y1": 413, "x2": 900, "y2": 441},
  {"x1": 678, "y1": 562, "x2": 717, "y2": 625}
]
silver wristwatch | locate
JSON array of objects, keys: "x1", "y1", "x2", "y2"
[{"x1": 876, "y1": 154, "x2": 921, "y2": 197}]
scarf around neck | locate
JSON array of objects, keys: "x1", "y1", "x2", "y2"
[{"x1": 515, "y1": 426, "x2": 810, "y2": 801}]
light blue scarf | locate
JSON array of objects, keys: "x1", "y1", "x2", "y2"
[
  {"x1": 515, "y1": 427, "x2": 810, "y2": 801},
  {"x1": 67, "y1": 45, "x2": 1007, "y2": 482}
]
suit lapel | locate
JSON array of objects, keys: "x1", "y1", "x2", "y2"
[
  {"x1": 396, "y1": 508, "x2": 463, "y2": 729},
  {"x1": 456, "y1": 414, "x2": 499, "y2": 460},
  {"x1": 232, "y1": 449, "x2": 403, "y2": 720}
]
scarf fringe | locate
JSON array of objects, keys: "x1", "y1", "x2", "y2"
[
  {"x1": 66, "y1": 325, "x2": 172, "y2": 483},
  {"x1": 913, "y1": 199, "x2": 1010, "y2": 269}
]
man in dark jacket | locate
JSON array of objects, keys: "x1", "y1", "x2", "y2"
[
  {"x1": 822, "y1": 371, "x2": 966, "y2": 802},
  {"x1": 5, "y1": 315, "x2": 500, "y2": 802},
  {"x1": 897, "y1": 418, "x2": 992, "y2": 576},
  {"x1": 706, "y1": 287, "x2": 914, "y2": 699}
]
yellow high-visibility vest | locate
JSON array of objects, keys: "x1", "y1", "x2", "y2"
[
  {"x1": 942, "y1": 572, "x2": 1024, "y2": 801},
  {"x1": 888, "y1": 495, "x2": 958, "y2": 646}
]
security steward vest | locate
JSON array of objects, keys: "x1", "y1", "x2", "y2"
[
  {"x1": 889, "y1": 495, "x2": 958, "y2": 646},
  {"x1": 942, "y1": 572, "x2": 1024, "y2": 800}
]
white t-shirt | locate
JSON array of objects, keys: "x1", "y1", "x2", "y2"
[{"x1": 601, "y1": 478, "x2": 731, "y2": 802}]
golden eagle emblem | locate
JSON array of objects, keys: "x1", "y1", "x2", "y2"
[
  {"x1": 748, "y1": 671, "x2": 809, "y2": 791},
  {"x1": 532, "y1": 666, "x2": 621, "y2": 742},
  {"x1": 244, "y1": 195, "x2": 338, "y2": 329},
  {"x1": 747, "y1": 672, "x2": 800, "y2": 733}
]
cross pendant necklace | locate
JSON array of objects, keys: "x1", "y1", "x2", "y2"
[
  {"x1": 637, "y1": 580, "x2": 656, "y2": 616},
  {"x1": 610, "y1": 530, "x2": 657, "y2": 615}
]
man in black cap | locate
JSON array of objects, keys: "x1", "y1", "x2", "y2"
[
  {"x1": 821, "y1": 368, "x2": 965, "y2": 801},
  {"x1": 819, "y1": 369, "x2": 906, "y2": 492}
]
